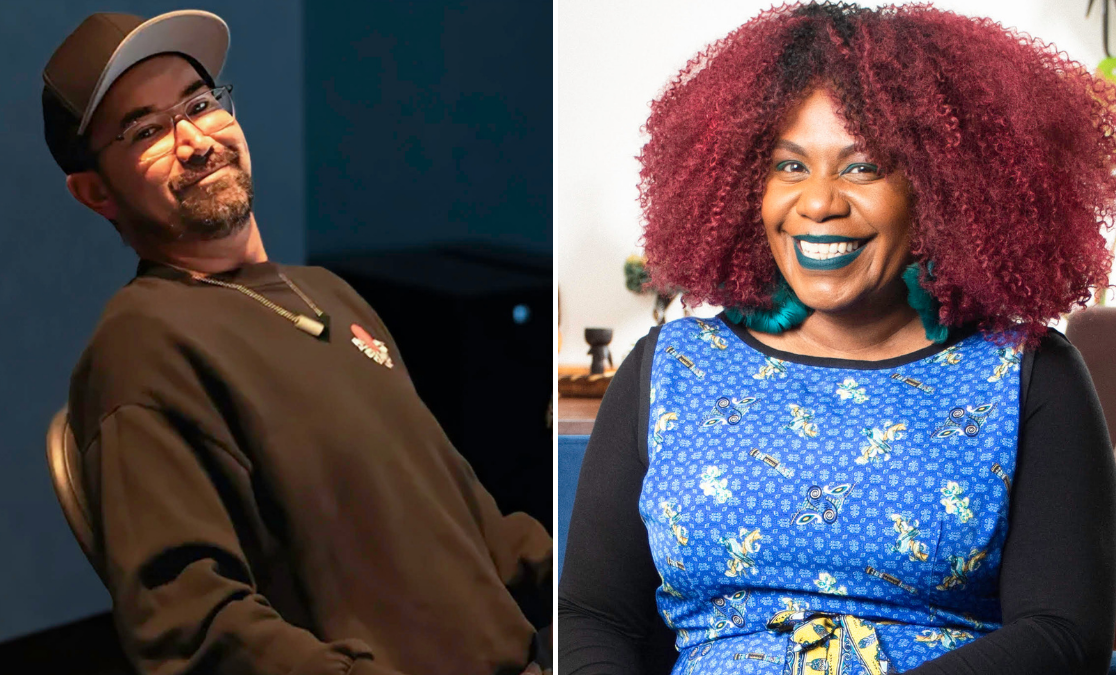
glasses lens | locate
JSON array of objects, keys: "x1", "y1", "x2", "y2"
[
  {"x1": 190, "y1": 88, "x2": 235, "y2": 135},
  {"x1": 121, "y1": 88, "x2": 236, "y2": 161},
  {"x1": 123, "y1": 117, "x2": 174, "y2": 157}
]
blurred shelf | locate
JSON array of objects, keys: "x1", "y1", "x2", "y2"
[{"x1": 556, "y1": 395, "x2": 603, "y2": 435}]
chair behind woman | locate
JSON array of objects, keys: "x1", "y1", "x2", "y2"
[{"x1": 1066, "y1": 306, "x2": 1116, "y2": 451}]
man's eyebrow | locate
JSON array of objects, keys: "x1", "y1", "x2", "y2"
[
  {"x1": 181, "y1": 79, "x2": 208, "y2": 98},
  {"x1": 117, "y1": 79, "x2": 209, "y2": 130},
  {"x1": 118, "y1": 105, "x2": 154, "y2": 130}
]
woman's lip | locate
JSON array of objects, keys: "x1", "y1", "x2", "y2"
[
  {"x1": 793, "y1": 242, "x2": 866, "y2": 270},
  {"x1": 792, "y1": 234, "x2": 870, "y2": 244}
]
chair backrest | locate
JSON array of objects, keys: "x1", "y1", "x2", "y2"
[
  {"x1": 556, "y1": 434, "x2": 591, "y2": 581},
  {"x1": 1065, "y1": 306, "x2": 1116, "y2": 447},
  {"x1": 45, "y1": 406, "x2": 104, "y2": 581}
]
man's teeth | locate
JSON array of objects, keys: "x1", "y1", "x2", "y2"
[{"x1": 798, "y1": 239, "x2": 863, "y2": 260}]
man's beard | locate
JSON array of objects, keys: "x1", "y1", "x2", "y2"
[
  {"x1": 172, "y1": 164, "x2": 254, "y2": 241},
  {"x1": 117, "y1": 148, "x2": 255, "y2": 244}
]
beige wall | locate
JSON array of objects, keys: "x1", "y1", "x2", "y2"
[{"x1": 555, "y1": 0, "x2": 1111, "y2": 367}]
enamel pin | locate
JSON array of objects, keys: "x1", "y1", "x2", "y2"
[{"x1": 350, "y1": 324, "x2": 394, "y2": 368}]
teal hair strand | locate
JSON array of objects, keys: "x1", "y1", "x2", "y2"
[
  {"x1": 725, "y1": 276, "x2": 810, "y2": 332},
  {"x1": 903, "y1": 263, "x2": 949, "y2": 344}
]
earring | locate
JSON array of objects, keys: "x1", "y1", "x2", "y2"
[
  {"x1": 725, "y1": 274, "x2": 810, "y2": 333},
  {"x1": 903, "y1": 262, "x2": 949, "y2": 344}
]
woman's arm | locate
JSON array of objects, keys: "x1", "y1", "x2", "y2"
[
  {"x1": 907, "y1": 330, "x2": 1116, "y2": 674},
  {"x1": 558, "y1": 335, "x2": 678, "y2": 675}
]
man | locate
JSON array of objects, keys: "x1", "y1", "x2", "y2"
[{"x1": 43, "y1": 11, "x2": 551, "y2": 675}]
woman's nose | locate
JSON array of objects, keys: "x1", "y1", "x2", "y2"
[{"x1": 795, "y1": 175, "x2": 850, "y2": 222}]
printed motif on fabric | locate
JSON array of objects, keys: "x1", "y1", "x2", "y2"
[{"x1": 639, "y1": 316, "x2": 1021, "y2": 674}]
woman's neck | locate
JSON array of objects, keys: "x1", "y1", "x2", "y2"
[{"x1": 748, "y1": 291, "x2": 933, "y2": 361}]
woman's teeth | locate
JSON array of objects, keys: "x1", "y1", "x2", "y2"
[{"x1": 798, "y1": 240, "x2": 863, "y2": 260}]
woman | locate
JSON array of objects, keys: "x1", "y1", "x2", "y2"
[{"x1": 558, "y1": 3, "x2": 1116, "y2": 674}]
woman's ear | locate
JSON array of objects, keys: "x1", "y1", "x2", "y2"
[{"x1": 66, "y1": 171, "x2": 119, "y2": 222}]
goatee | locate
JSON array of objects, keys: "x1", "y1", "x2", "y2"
[
  {"x1": 174, "y1": 166, "x2": 254, "y2": 240},
  {"x1": 111, "y1": 148, "x2": 256, "y2": 245}
]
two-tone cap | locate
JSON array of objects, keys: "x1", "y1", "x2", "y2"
[{"x1": 42, "y1": 10, "x2": 229, "y2": 173}]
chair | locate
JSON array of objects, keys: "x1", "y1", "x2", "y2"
[
  {"x1": 45, "y1": 406, "x2": 104, "y2": 581},
  {"x1": 1065, "y1": 306, "x2": 1116, "y2": 446},
  {"x1": 556, "y1": 434, "x2": 590, "y2": 581}
]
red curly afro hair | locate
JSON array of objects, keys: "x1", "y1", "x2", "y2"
[{"x1": 639, "y1": 2, "x2": 1116, "y2": 346}]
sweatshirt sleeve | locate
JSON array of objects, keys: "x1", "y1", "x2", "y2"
[
  {"x1": 904, "y1": 331, "x2": 1116, "y2": 674},
  {"x1": 472, "y1": 462, "x2": 554, "y2": 632},
  {"x1": 85, "y1": 403, "x2": 404, "y2": 675}
]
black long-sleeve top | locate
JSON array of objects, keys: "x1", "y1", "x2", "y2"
[
  {"x1": 69, "y1": 260, "x2": 552, "y2": 675},
  {"x1": 558, "y1": 318, "x2": 1116, "y2": 674}
]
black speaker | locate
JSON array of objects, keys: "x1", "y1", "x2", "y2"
[{"x1": 313, "y1": 245, "x2": 552, "y2": 528}]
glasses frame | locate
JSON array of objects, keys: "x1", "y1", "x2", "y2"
[{"x1": 89, "y1": 84, "x2": 236, "y2": 159}]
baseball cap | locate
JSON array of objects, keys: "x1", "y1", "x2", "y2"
[{"x1": 42, "y1": 10, "x2": 229, "y2": 174}]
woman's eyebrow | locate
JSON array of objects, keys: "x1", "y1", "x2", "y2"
[
  {"x1": 774, "y1": 139, "x2": 807, "y2": 155},
  {"x1": 774, "y1": 139, "x2": 861, "y2": 160}
]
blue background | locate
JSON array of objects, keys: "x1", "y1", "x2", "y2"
[
  {"x1": 305, "y1": 0, "x2": 551, "y2": 257},
  {"x1": 0, "y1": 0, "x2": 550, "y2": 642}
]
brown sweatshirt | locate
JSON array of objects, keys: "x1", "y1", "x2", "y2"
[{"x1": 68, "y1": 260, "x2": 552, "y2": 675}]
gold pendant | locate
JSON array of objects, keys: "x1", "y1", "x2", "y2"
[{"x1": 293, "y1": 314, "x2": 324, "y2": 337}]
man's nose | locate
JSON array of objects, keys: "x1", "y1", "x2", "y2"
[{"x1": 174, "y1": 118, "x2": 215, "y2": 166}]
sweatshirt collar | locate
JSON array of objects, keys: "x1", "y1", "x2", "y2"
[{"x1": 136, "y1": 258, "x2": 284, "y2": 287}]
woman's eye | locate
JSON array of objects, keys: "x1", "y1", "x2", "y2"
[
  {"x1": 842, "y1": 163, "x2": 881, "y2": 176},
  {"x1": 774, "y1": 160, "x2": 805, "y2": 173},
  {"x1": 189, "y1": 100, "x2": 211, "y2": 115}
]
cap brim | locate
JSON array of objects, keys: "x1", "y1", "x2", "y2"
[{"x1": 77, "y1": 10, "x2": 229, "y2": 135}]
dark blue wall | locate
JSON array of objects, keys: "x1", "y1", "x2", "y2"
[
  {"x1": 304, "y1": 0, "x2": 552, "y2": 257},
  {"x1": 0, "y1": 1, "x2": 303, "y2": 642},
  {"x1": 0, "y1": 0, "x2": 551, "y2": 645}
]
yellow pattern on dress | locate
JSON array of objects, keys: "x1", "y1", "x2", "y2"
[{"x1": 768, "y1": 611, "x2": 891, "y2": 675}]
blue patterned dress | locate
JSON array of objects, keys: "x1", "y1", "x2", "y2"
[{"x1": 640, "y1": 316, "x2": 1025, "y2": 674}]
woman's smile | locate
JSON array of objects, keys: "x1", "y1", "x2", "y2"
[
  {"x1": 762, "y1": 89, "x2": 913, "y2": 313},
  {"x1": 793, "y1": 234, "x2": 871, "y2": 269}
]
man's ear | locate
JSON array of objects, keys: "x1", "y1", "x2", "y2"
[{"x1": 66, "y1": 171, "x2": 119, "y2": 221}]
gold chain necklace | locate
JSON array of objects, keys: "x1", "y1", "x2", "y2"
[{"x1": 192, "y1": 271, "x2": 330, "y2": 339}]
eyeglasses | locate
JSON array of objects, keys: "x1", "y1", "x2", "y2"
[{"x1": 92, "y1": 85, "x2": 237, "y2": 161}]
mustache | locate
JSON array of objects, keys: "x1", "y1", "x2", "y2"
[{"x1": 170, "y1": 148, "x2": 243, "y2": 195}]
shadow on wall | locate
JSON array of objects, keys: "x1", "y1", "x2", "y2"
[
  {"x1": 304, "y1": 1, "x2": 554, "y2": 524},
  {"x1": 304, "y1": 0, "x2": 552, "y2": 257}
]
